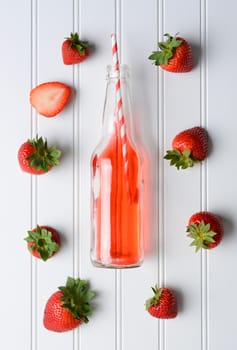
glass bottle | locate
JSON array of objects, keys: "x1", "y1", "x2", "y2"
[{"x1": 90, "y1": 64, "x2": 144, "y2": 268}]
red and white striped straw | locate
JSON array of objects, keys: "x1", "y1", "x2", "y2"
[{"x1": 111, "y1": 33, "x2": 128, "y2": 174}]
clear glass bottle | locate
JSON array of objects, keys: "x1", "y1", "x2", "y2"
[{"x1": 90, "y1": 64, "x2": 144, "y2": 268}]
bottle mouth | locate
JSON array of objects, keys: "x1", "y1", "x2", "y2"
[{"x1": 106, "y1": 64, "x2": 129, "y2": 79}]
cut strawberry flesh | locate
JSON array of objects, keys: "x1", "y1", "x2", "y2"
[{"x1": 30, "y1": 82, "x2": 71, "y2": 117}]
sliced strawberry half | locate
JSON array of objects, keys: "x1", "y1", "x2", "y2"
[{"x1": 30, "y1": 82, "x2": 71, "y2": 117}]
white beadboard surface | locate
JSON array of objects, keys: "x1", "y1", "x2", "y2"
[{"x1": 1, "y1": 0, "x2": 236, "y2": 349}]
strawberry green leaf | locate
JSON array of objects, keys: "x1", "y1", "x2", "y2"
[
  {"x1": 26, "y1": 135, "x2": 61, "y2": 172},
  {"x1": 59, "y1": 277, "x2": 95, "y2": 323},
  {"x1": 186, "y1": 220, "x2": 217, "y2": 252},
  {"x1": 164, "y1": 149, "x2": 198, "y2": 169},
  {"x1": 66, "y1": 32, "x2": 89, "y2": 54},
  {"x1": 24, "y1": 225, "x2": 60, "y2": 261},
  {"x1": 148, "y1": 33, "x2": 182, "y2": 66},
  {"x1": 145, "y1": 285, "x2": 163, "y2": 309}
]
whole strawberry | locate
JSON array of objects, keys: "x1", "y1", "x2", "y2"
[
  {"x1": 164, "y1": 126, "x2": 208, "y2": 169},
  {"x1": 145, "y1": 286, "x2": 178, "y2": 319},
  {"x1": 18, "y1": 135, "x2": 61, "y2": 174},
  {"x1": 24, "y1": 225, "x2": 60, "y2": 261},
  {"x1": 62, "y1": 32, "x2": 89, "y2": 65},
  {"x1": 186, "y1": 211, "x2": 223, "y2": 252},
  {"x1": 149, "y1": 33, "x2": 193, "y2": 73},
  {"x1": 43, "y1": 277, "x2": 95, "y2": 332}
]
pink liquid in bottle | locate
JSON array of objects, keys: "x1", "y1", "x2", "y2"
[{"x1": 91, "y1": 129, "x2": 143, "y2": 268}]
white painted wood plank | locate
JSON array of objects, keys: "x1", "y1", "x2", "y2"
[
  {"x1": 0, "y1": 1, "x2": 32, "y2": 349},
  {"x1": 207, "y1": 1, "x2": 237, "y2": 349},
  {"x1": 32, "y1": 0, "x2": 75, "y2": 348},
  {"x1": 78, "y1": 1, "x2": 118, "y2": 350},
  {"x1": 162, "y1": 1, "x2": 204, "y2": 349},
  {"x1": 121, "y1": 0, "x2": 159, "y2": 349}
]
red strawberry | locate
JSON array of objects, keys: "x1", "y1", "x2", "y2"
[
  {"x1": 164, "y1": 126, "x2": 208, "y2": 169},
  {"x1": 24, "y1": 225, "x2": 60, "y2": 261},
  {"x1": 43, "y1": 277, "x2": 95, "y2": 332},
  {"x1": 62, "y1": 32, "x2": 89, "y2": 65},
  {"x1": 186, "y1": 211, "x2": 223, "y2": 252},
  {"x1": 18, "y1": 135, "x2": 61, "y2": 174},
  {"x1": 30, "y1": 82, "x2": 71, "y2": 117},
  {"x1": 145, "y1": 286, "x2": 178, "y2": 319},
  {"x1": 149, "y1": 33, "x2": 193, "y2": 72}
]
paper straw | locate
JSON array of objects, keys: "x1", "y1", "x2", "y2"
[{"x1": 111, "y1": 33, "x2": 128, "y2": 175}]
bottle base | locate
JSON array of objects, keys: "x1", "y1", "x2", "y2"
[{"x1": 91, "y1": 258, "x2": 143, "y2": 269}]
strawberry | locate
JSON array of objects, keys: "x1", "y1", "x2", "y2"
[
  {"x1": 186, "y1": 211, "x2": 223, "y2": 252},
  {"x1": 30, "y1": 82, "x2": 71, "y2": 117},
  {"x1": 18, "y1": 135, "x2": 61, "y2": 174},
  {"x1": 148, "y1": 33, "x2": 193, "y2": 72},
  {"x1": 24, "y1": 225, "x2": 60, "y2": 261},
  {"x1": 62, "y1": 32, "x2": 89, "y2": 65},
  {"x1": 43, "y1": 277, "x2": 95, "y2": 332},
  {"x1": 164, "y1": 126, "x2": 208, "y2": 169},
  {"x1": 145, "y1": 286, "x2": 178, "y2": 319}
]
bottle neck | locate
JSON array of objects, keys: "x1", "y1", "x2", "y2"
[
  {"x1": 106, "y1": 64, "x2": 130, "y2": 80},
  {"x1": 102, "y1": 65, "x2": 131, "y2": 136}
]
